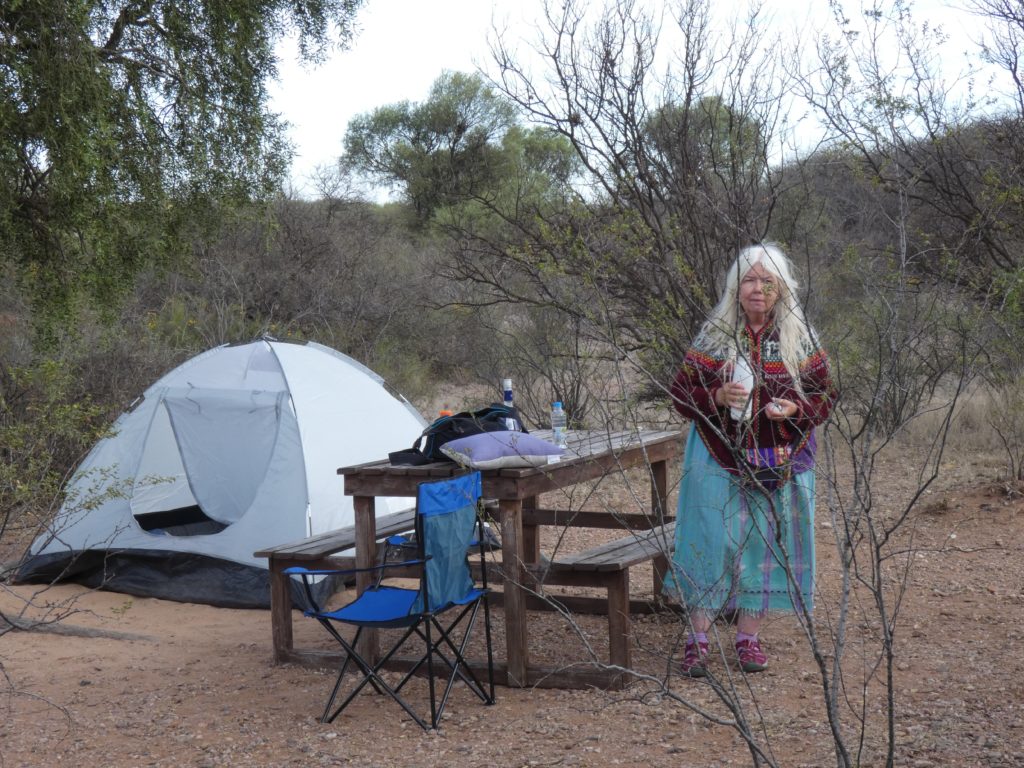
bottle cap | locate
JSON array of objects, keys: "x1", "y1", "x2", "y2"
[
  {"x1": 439, "y1": 409, "x2": 453, "y2": 417},
  {"x1": 502, "y1": 378, "x2": 512, "y2": 389},
  {"x1": 553, "y1": 401, "x2": 562, "y2": 408}
]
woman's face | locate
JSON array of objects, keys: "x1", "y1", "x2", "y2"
[{"x1": 738, "y1": 261, "x2": 780, "y2": 323}]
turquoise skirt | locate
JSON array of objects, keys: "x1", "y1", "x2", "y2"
[{"x1": 663, "y1": 424, "x2": 816, "y2": 617}]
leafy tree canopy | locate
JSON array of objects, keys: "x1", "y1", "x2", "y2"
[
  {"x1": 0, "y1": 0, "x2": 363, "y2": 339},
  {"x1": 645, "y1": 95, "x2": 768, "y2": 188},
  {"x1": 342, "y1": 71, "x2": 577, "y2": 222}
]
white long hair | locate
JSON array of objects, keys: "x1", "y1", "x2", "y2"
[{"x1": 696, "y1": 243, "x2": 814, "y2": 386}]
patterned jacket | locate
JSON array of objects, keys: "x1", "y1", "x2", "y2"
[{"x1": 670, "y1": 318, "x2": 837, "y2": 473}]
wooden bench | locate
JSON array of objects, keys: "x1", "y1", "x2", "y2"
[
  {"x1": 256, "y1": 505, "x2": 677, "y2": 683},
  {"x1": 522, "y1": 520, "x2": 677, "y2": 677},
  {"x1": 254, "y1": 506, "x2": 416, "y2": 663}
]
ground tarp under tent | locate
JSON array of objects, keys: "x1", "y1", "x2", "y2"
[{"x1": 14, "y1": 337, "x2": 426, "y2": 608}]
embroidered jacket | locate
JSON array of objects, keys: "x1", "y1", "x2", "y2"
[{"x1": 670, "y1": 318, "x2": 837, "y2": 474}]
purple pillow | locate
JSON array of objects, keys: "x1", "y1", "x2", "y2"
[{"x1": 440, "y1": 431, "x2": 564, "y2": 468}]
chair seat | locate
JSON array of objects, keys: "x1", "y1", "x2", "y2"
[
  {"x1": 322, "y1": 586, "x2": 419, "y2": 626},
  {"x1": 320, "y1": 586, "x2": 491, "y2": 626}
]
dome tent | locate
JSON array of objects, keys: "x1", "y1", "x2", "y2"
[{"x1": 15, "y1": 337, "x2": 426, "y2": 608}]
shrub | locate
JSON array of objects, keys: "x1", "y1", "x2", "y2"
[{"x1": 0, "y1": 359, "x2": 110, "y2": 556}]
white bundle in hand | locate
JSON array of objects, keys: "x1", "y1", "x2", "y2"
[{"x1": 730, "y1": 354, "x2": 753, "y2": 422}]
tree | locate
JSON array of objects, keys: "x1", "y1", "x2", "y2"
[
  {"x1": 0, "y1": 0, "x2": 364, "y2": 338},
  {"x1": 340, "y1": 69, "x2": 591, "y2": 418},
  {"x1": 342, "y1": 71, "x2": 579, "y2": 221},
  {"x1": 787, "y1": 0, "x2": 1024, "y2": 481},
  {"x1": 644, "y1": 95, "x2": 768, "y2": 197},
  {"x1": 433, "y1": 0, "x2": 786, "y2": 411}
]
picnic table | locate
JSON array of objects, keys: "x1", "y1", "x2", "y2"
[{"x1": 256, "y1": 428, "x2": 683, "y2": 690}]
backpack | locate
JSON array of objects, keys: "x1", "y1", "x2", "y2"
[{"x1": 389, "y1": 403, "x2": 527, "y2": 466}]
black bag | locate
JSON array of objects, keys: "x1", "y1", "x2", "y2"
[
  {"x1": 742, "y1": 445, "x2": 792, "y2": 492},
  {"x1": 745, "y1": 464, "x2": 788, "y2": 492},
  {"x1": 388, "y1": 403, "x2": 527, "y2": 466}
]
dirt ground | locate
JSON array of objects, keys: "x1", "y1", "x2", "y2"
[{"x1": 2, "y1": 454, "x2": 1023, "y2": 768}]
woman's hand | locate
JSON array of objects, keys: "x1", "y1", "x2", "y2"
[
  {"x1": 715, "y1": 382, "x2": 750, "y2": 410},
  {"x1": 765, "y1": 397, "x2": 798, "y2": 420}
]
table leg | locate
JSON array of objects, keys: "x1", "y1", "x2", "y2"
[
  {"x1": 651, "y1": 459, "x2": 670, "y2": 598},
  {"x1": 269, "y1": 557, "x2": 293, "y2": 663},
  {"x1": 522, "y1": 494, "x2": 540, "y2": 564},
  {"x1": 498, "y1": 497, "x2": 528, "y2": 685},
  {"x1": 354, "y1": 495, "x2": 378, "y2": 663}
]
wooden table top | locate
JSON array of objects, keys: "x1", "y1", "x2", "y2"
[{"x1": 337, "y1": 428, "x2": 684, "y2": 500}]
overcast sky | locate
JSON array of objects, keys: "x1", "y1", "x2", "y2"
[
  {"x1": 268, "y1": 0, "x2": 996, "y2": 196},
  {"x1": 268, "y1": 0, "x2": 533, "y2": 195}
]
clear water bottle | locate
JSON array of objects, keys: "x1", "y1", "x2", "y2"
[
  {"x1": 730, "y1": 354, "x2": 753, "y2": 422},
  {"x1": 502, "y1": 378, "x2": 518, "y2": 430},
  {"x1": 550, "y1": 401, "x2": 568, "y2": 447}
]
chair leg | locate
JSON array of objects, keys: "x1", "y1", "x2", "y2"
[
  {"x1": 375, "y1": 601, "x2": 492, "y2": 730},
  {"x1": 325, "y1": 629, "x2": 431, "y2": 730},
  {"x1": 317, "y1": 620, "x2": 426, "y2": 728},
  {"x1": 318, "y1": 623, "x2": 361, "y2": 722},
  {"x1": 436, "y1": 605, "x2": 487, "y2": 714},
  {"x1": 315, "y1": 620, "x2": 393, "y2": 695},
  {"x1": 483, "y1": 593, "x2": 496, "y2": 703},
  {"x1": 429, "y1": 601, "x2": 495, "y2": 713},
  {"x1": 425, "y1": 617, "x2": 439, "y2": 729},
  {"x1": 322, "y1": 647, "x2": 356, "y2": 722},
  {"x1": 314, "y1": 606, "x2": 496, "y2": 731}
]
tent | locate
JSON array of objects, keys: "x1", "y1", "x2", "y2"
[{"x1": 15, "y1": 337, "x2": 426, "y2": 608}]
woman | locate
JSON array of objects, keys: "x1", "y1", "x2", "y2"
[{"x1": 665, "y1": 243, "x2": 836, "y2": 677}]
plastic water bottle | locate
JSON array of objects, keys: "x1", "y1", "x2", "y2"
[
  {"x1": 550, "y1": 401, "x2": 568, "y2": 447},
  {"x1": 502, "y1": 378, "x2": 518, "y2": 430},
  {"x1": 730, "y1": 355, "x2": 753, "y2": 422}
]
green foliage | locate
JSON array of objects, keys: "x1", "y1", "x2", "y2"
[
  {"x1": 444, "y1": 184, "x2": 708, "y2": 404},
  {"x1": 143, "y1": 294, "x2": 276, "y2": 352},
  {"x1": 813, "y1": 244, "x2": 985, "y2": 437},
  {"x1": 432, "y1": 4, "x2": 784, "y2": 402},
  {"x1": 343, "y1": 72, "x2": 576, "y2": 222},
  {"x1": 992, "y1": 266, "x2": 1024, "y2": 339},
  {"x1": 366, "y1": 338, "x2": 437, "y2": 405},
  {"x1": 645, "y1": 96, "x2": 768, "y2": 185},
  {"x1": 0, "y1": 0, "x2": 364, "y2": 341},
  {"x1": 110, "y1": 196, "x2": 488, "y2": 403},
  {"x1": 0, "y1": 357, "x2": 110, "y2": 536},
  {"x1": 978, "y1": 266, "x2": 1024, "y2": 477},
  {"x1": 471, "y1": 304, "x2": 609, "y2": 430},
  {"x1": 110, "y1": 599, "x2": 134, "y2": 619}
]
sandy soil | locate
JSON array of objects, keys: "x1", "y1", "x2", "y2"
[{"x1": 2, "y1": 456, "x2": 1023, "y2": 768}]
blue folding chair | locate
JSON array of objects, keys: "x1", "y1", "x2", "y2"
[{"x1": 286, "y1": 471, "x2": 495, "y2": 730}]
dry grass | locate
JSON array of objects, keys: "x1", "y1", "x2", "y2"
[{"x1": 898, "y1": 385, "x2": 1021, "y2": 458}]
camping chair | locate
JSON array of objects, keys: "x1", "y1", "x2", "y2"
[{"x1": 285, "y1": 471, "x2": 495, "y2": 730}]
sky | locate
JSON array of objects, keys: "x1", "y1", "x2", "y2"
[
  {"x1": 269, "y1": 0, "x2": 539, "y2": 195},
  {"x1": 269, "y1": 0, "x2": 998, "y2": 197}
]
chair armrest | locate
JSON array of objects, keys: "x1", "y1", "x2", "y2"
[{"x1": 284, "y1": 560, "x2": 426, "y2": 578}]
